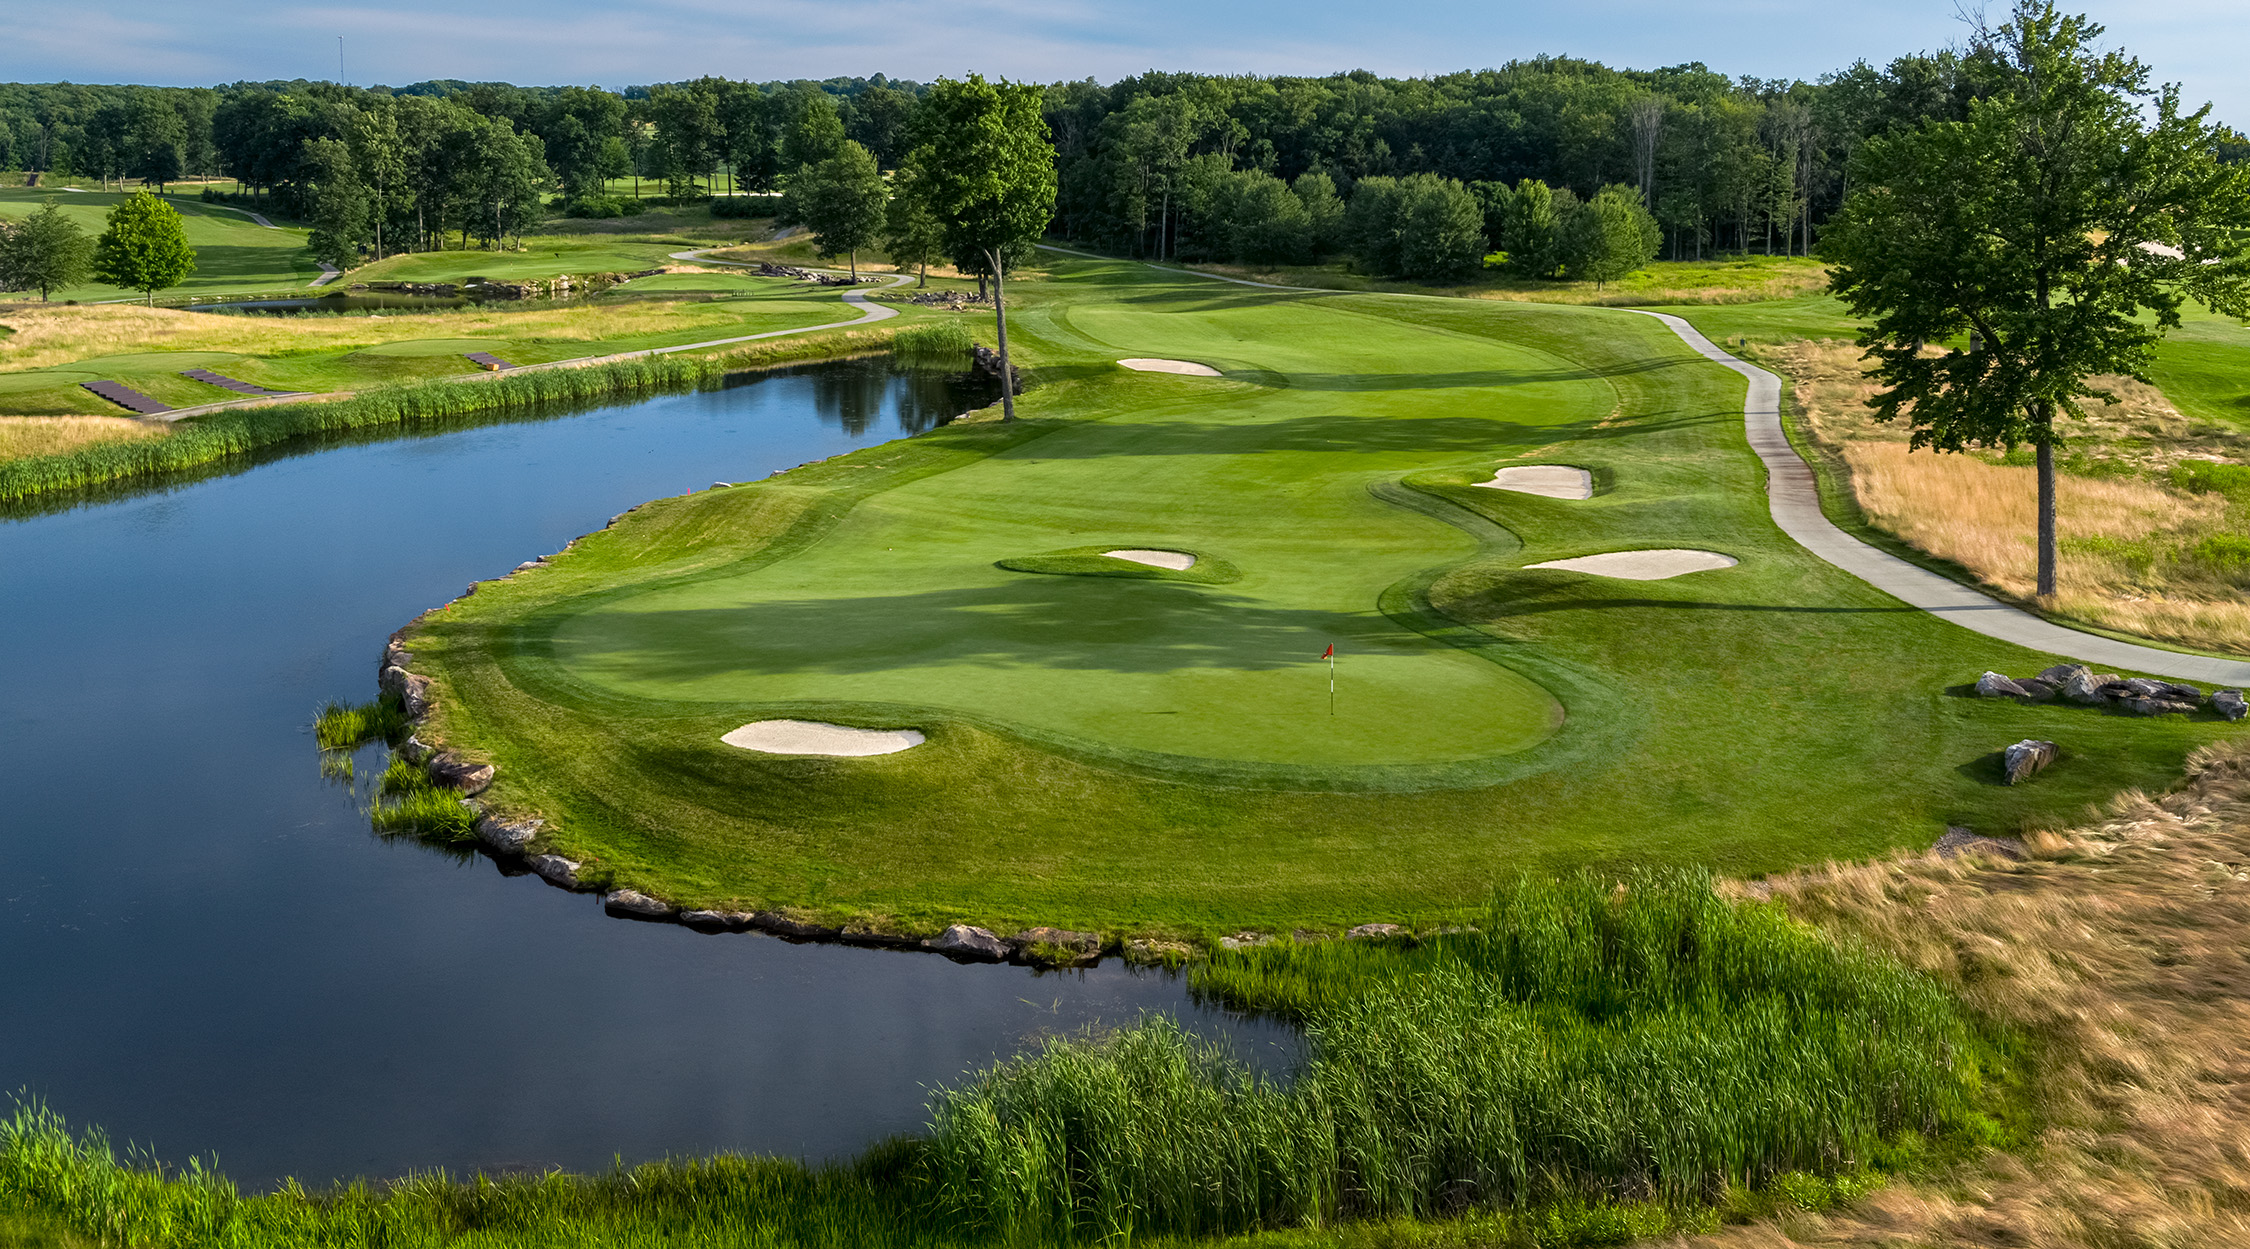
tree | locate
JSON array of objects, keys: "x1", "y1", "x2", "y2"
[
  {"x1": 303, "y1": 135, "x2": 368, "y2": 270},
  {"x1": 1499, "y1": 179, "x2": 1566, "y2": 276},
  {"x1": 883, "y1": 160, "x2": 945, "y2": 286},
  {"x1": 92, "y1": 189, "x2": 195, "y2": 303},
  {"x1": 1293, "y1": 171, "x2": 1344, "y2": 258},
  {"x1": 1559, "y1": 183, "x2": 1661, "y2": 288},
  {"x1": 781, "y1": 86, "x2": 847, "y2": 172},
  {"x1": 786, "y1": 140, "x2": 887, "y2": 279},
  {"x1": 909, "y1": 75, "x2": 1057, "y2": 421},
  {"x1": 0, "y1": 199, "x2": 94, "y2": 300},
  {"x1": 1824, "y1": 1, "x2": 2250, "y2": 598}
]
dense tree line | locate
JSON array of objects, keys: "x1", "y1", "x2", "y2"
[{"x1": 2, "y1": 53, "x2": 2239, "y2": 279}]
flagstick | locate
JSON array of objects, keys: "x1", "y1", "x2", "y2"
[{"x1": 1328, "y1": 650, "x2": 1335, "y2": 716}]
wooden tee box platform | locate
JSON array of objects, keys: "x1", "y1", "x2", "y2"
[
  {"x1": 81, "y1": 380, "x2": 171, "y2": 415},
  {"x1": 464, "y1": 352, "x2": 515, "y2": 371},
  {"x1": 180, "y1": 368, "x2": 304, "y2": 398}
]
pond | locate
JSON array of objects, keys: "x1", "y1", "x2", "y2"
[{"x1": 0, "y1": 359, "x2": 1296, "y2": 1191}]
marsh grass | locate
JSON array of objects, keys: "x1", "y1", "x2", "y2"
[
  {"x1": 0, "y1": 415, "x2": 164, "y2": 462},
  {"x1": 367, "y1": 756, "x2": 477, "y2": 841},
  {"x1": 927, "y1": 873, "x2": 1988, "y2": 1243},
  {"x1": 313, "y1": 695, "x2": 405, "y2": 752},
  {"x1": 893, "y1": 319, "x2": 974, "y2": 367}
]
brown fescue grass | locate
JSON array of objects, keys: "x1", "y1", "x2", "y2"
[
  {"x1": 1684, "y1": 739, "x2": 2250, "y2": 1248},
  {"x1": 1189, "y1": 256, "x2": 1834, "y2": 307},
  {"x1": 1764, "y1": 338, "x2": 2250, "y2": 655},
  {"x1": 0, "y1": 415, "x2": 167, "y2": 464}
]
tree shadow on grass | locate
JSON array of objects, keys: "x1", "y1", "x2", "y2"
[
  {"x1": 542, "y1": 577, "x2": 1431, "y2": 684},
  {"x1": 1000, "y1": 410, "x2": 1727, "y2": 461}
]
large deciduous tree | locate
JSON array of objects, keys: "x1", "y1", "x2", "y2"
[
  {"x1": 1824, "y1": 1, "x2": 2250, "y2": 597},
  {"x1": 908, "y1": 75, "x2": 1057, "y2": 422},
  {"x1": 786, "y1": 140, "x2": 887, "y2": 279},
  {"x1": 0, "y1": 199, "x2": 95, "y2": 300},
  {"x1": 92, "y1": 189, "x2": 195, "y2": 303}
]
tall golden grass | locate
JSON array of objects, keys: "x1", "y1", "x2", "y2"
[
  {"x1": 1768, "y1": 338, "x2": 2250, "y2": 655},
  {"x1": 0, "y1": 415, "x2": 166, "y2": 464},
  {"x1": 1694, "y1": 740, "x2": 2250, "y2": 1248}
]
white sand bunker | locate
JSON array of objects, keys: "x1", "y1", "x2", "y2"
[
  {"x1": 1105, "y1": 548, "x2": 1197, "y2": 570},
  {"x1": 1526, "y1": 549, "x2": 1738, "y2": 581},
  {"x1": 1118, "y1": 358, "x2": 1222, "y2": 377},
  {"x1": 721, "y1": 720, "x2": 925, "y2": 756},
  {"x1": 1475, "y1": 465, "x2": 1592, "y2": 500}
]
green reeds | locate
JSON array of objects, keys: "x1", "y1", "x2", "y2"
[
  {"x1": 892, "y1": 319, "x2": 974, "y2": 367},
  {"x1": 367, "y1": 755, "x2": 476, "y2": 841},
  {"x1": 0, "y1": 355, "x2": 726, "y2": 504},
  {"x1": 928, "y1": 871, "x2": 1991, "y2": 1242},
  {"x1": 313, "y1": 695, "x2": 406, "y2": 752}
]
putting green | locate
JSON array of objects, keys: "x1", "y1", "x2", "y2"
[{"x1": 541, "y1": 304, "x2": 1606, "y2": 769}]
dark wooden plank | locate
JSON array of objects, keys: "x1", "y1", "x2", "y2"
[
  {"x1": 81, "y1": 380, "x2": 171, "y2": 415},
  {"x1": 464, "y1": 352, "x2": 514, "y2": 371},
  {"x1": 180, "y1": 368, "x2": 299, "y2": 397}
]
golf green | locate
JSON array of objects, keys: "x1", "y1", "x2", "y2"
[{"x1": 411, "y1": 257, "x2": 2237, "y2": 934}]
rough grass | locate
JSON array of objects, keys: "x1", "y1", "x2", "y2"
[
  {"x1": 1772, "y1": 336, "x2": 2250, "y2": 655},
  {"x1": 313, "y1": 695, "x2": 406, "y2": 752},
  {"x1": 0, "y1": 415, "x2": 164, "y2": 463}
]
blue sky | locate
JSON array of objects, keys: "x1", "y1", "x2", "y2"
[{"x1": 6, "y1": 1, "x2": 2244, "y2": 126}]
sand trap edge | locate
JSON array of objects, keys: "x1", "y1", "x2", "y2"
[
  {"x1": 1475, "y1": 465, "x2": 1593, "y2": 500},
  {"x1": 721, "y1": 719, "x2": 925, "y2": 757},
  {"x1": 1104, "y1": 548, "x2": 1197, "y2": 570},
  {"x1": 1117, "y1": 358, "x2": 1222, "y2": 377},
  {"x1": 1525, "y1": 549, "x2": 1738, "y2": 581}
]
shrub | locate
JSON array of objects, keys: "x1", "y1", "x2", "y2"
[
  {"x1": 1343, "y1": 174, "x2": 1487, "y2": 281},
  {"x1": 563, "y1": 195, "x2": 633, "y2": 219},
  {"x1": 2192, "y1": 532, "x2": 2250, "y2": 581},
  {"x1": 709, "y1": 195, "x2": 771, "y2": 219},
  {"x1": 2170, "y1": 458, "x2": 2250, "y2": 505}
]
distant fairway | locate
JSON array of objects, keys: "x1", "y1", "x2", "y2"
[
  {"x1": 414, "y1": 257, "x2": 2237, "y2": 935},
  {"x1": 0, "y1": 188, "x2": 319, "y2": 300}
]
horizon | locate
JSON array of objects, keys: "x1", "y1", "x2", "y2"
[{"x1": 4, "y1": 0, "x2": 2244, "y2": 128}]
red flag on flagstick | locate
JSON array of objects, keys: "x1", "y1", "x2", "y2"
[
  {"x1": 1322, "y1": 644, "x2": 1336, "y2": 715},
  {"x1": 1321, "y1": 644, "x2": 1334, "y2": 659}
]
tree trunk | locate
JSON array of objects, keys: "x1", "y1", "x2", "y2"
[
  {"x1": 2036, "y1": 416, "x2": 2057, "y2": 599},
  {"x1": 848, "y1": 249, "x2": 857, "y2": 281},
  {"x1": 918, "y1": 259, "x2": 926, "y2": 288},
  {"x1": 988, "y1": 247, "x2": 1016, "y2": 422}
]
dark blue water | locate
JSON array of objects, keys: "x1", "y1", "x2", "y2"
[{"x1": 0, "y1": 361, "x2": 1293, "y2": 1190}]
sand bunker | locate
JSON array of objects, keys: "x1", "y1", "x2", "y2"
[
  {"x1": 1105, "y1": 548, "x2": 1197, "y2": 570},
  {"x1": 1526, "y1": 549, "x2": 1738, "y2": 581},
  {"x1": 1118, "y1": 358, "x2": 1222, "y2": 377},
  {"x1": 1475, "y1": 465, "x2": 1592, "y2": 500},
  {"x1": 720, "y1": 720, "x2": 925, "y2": 756}
]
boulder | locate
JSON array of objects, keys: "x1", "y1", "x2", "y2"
[
  {"x1": 680, "y1": 909, "x2": 755, "y2": 930},
  {"x1": 380, "y1": 666, "x2": 434, "y2": 719},
  {"x1": 2002, "y1": 739, "x2": 2058, "y2": 785},
  {"x1": 2062, "y1": 669, "x2": 2121, "y2": 704},
  {"x1": 397, "y1": 735, "x2": 432, "y2": 764},
  {"x1": 604, "y1": 889, "x2": 676, "y2": 919},
  {"x1": 528, "y1": 854, "x2": 582, "y2": 887},
  {"x1": 2037, "y1": 664, "x2": 2089, "y2": 686},
  {"x1": 473, "y1": 814, "x2": 542, "y2": 853},
  {"x1": 2214, "y1": 690, "x2": 2248, "y2": 722},
  {"x1": 926, "y1": 924, "x2": 1010, "y2": 961},
  {"x1": 752, "y1": 911, "x2": 841, "y2": 939},
  {"x1": 381, "y1": 640, "x2": 413, "y2": 675},
  {"x1": 1975, "y1": 671, "x2": 2031, "y2": 698},
  {"x1": 2018, "y1": 677, "x2": 2061, "y2": 701},
  {"x1": 1124, "y1": 937, "x2": 1197, "y2": 964},
  {"x1": 1347, "y1": 922, "x2": 1407, "y2": 939},
  {"x1": 1218, "y1": 931, "x2": 1274, "y2": 951},
  {"x1": 426, "y1": 752, "x2": 495, "y2": 796},
  {"x1": 2122, "y1": 696, "x2": 2200, "y2": 717},
  {"x1": 1931, "y1": 826, "x2": 2027, "y2": 860}
]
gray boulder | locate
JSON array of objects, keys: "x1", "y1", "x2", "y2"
[
  {"x1": 753, "y1": 911, "x2": 842, "y2": 939},
  {"x1": 2002, "y1": 739, "x2": 2058, "y2": 785},
  {"x1": 1347, "y1": 922, "x2": 1406, "y2": 939},
  {"x1": 380, "y1": 666, "x2": 434, "y2": 719},
  {"x1": 528, "y1": 854, "x2": 582, "y2": 887},
  {"x1": 1975, "y1": 671, "x2": 2031, "y2": 698},
  {"x1": 381, "y1": 640, "x2": 413, "y2": 675},
  {"x1": 2017, "y1": 677, "x2": 2060, "y2": 701},
  {"x1": 604, "y1": 889, "x2": 675, "y2": 919},
  {"x1": 2037, "y1": 663, "x2": 2089, "y2": 686},
  {"x1": 1218, "y1": 931, "x2": 1274, "y2": 951},
  {"x1": 473, "y1": 814, "x2": 542, "y2": 853},
  {"x1": 397, "y1": 735, "x2": 432, "y2": 764},
  {"x1": 2122, "y1": 696, "x2": 2199, "y2": 717},
  {"x1": 927, "y1": 924, "x2": 1009, "y2": 961},
  {"x1": 2062, "y1": 669, "x2": 2121, "y2": 704},
  {"x1": 426, "y1": 752, "x2": 495, "y2": 796},
  {"x1": 2214, "y1": 690, "x2": 2248, "y2": 721},
  {"x1": 680, "y1": 909, "x2": 754, "y2": 930},
  {"x1": 1015, "y1": 926, "x2": 1102, "y2": 963}
]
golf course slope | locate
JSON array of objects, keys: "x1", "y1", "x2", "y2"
[{"x1": 400, "y1": 256, "x2": 2238, "y2": 938}]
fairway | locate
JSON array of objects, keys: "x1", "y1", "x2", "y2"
[
  {"x1": 412, "y1": 257, "x2": 2241, "y2": 934},
  {"x1": 0, "y1": 188, "x2": 321, "y2": 300}
]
